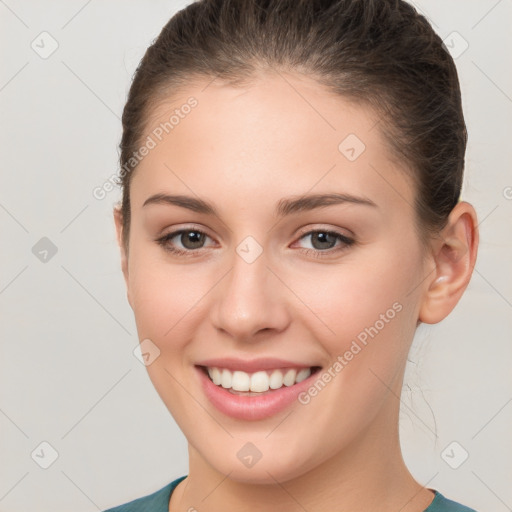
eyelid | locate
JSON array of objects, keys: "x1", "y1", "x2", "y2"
[
  {"x1": 291, "y1": 227, "x2": 355, "y2": 256},
  {"x1": 156, "y1": 223, "x2": 355, "y2": 257},
  {"x1": 158, "y1": 223, "x2": 215, "y2": 240},
  {"x1": 158, "y1": 223, "x2": 352, "y2": 243},
  {"x1": 158, "y1": 224, "x2": 217, "y2": 247},
  {"x1": 294, "y1": 223, "x2": 354, "y2": 239}
]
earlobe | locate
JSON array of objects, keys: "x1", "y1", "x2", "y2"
[{"x1": 418, "y1": 201, "x2": 479, "y2": 324}]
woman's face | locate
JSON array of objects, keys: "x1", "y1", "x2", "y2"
[{"x1": 116, "y1": 71, "x2": 431, "y2": 484}]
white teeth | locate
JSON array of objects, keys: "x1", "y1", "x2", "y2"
[
  {"x1": 232, "y1": 370, "x2": 250, "y2": 391},
  {"x1": 269, "y1": 369, "x2": 283, "y2": 389},
  {"x1": 283, "y1": 369, "x2": 297, "y2": 386},
  {"x1": 205, "y1": 366, "x2": 313, "y2": 392},
  {"x1": 210, "y1": 367, "x2": 222, "y2": 385},
  {"x1": 250, "y1": 371, "x2": 270, "y2": 392},
  {"x1": 221, "y1": 368, "x2": 232, "y2": 388},
  {"x1": 296, "y1": 368, "x2": 311, "y2": 383}
]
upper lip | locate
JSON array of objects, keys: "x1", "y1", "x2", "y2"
[{"x1": 195, "y1": 357, "x2": 318, "y2": 373}]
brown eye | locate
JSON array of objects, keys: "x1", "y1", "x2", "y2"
[
  {"x1": 156, "y1": 228, "x2": 214, "y2": 256},
  {"x1": 299, "y1": 229, "x2": 355, "y2": 258},
  {"x1": 308, "y1": 232, "x2": 339, "y2": 250},
  {"x1": 177, "y1": 230, "x2": 207, "y2": 250}
]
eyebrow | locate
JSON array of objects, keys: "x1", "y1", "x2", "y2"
[{"x1": 142, "y1": 192, "x2": 378, "y2": 217}]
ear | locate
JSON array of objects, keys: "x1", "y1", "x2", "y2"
[
  {"x1": 418, "y1": 201, "x2": 479, "y2": 324},
  {"x1": 113, "y1": 205, "x2": 132, "y2": 308}
]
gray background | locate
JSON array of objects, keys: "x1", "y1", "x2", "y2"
[{"x1": 0, "y1": 1, "x2": 511, "y2": 511}]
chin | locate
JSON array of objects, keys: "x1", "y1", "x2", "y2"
[{"x1": 201, "y1": 443, "x2": 319, "y2": 485}]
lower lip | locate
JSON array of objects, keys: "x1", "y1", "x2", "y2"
[{"x1": 195, "y1": 366, "x2": 320, "y2": 421}]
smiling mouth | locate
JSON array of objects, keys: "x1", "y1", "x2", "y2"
[{"x1": 197, "y1": 365, "x2": 322, "y2": 395}]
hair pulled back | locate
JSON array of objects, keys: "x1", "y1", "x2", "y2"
[{"x1": 117, "y1": 0, "x2": 467, "y2": 252}]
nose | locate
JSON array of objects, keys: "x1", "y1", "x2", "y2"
[{"x1": 210, "y1": 245, "x2": 291, "y2": 342}]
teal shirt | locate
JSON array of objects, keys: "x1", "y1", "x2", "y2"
[{"x1": 103, "y1": 476, "x2": 479, "y2": 511}]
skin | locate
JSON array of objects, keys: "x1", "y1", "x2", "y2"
[{"x1": 113, "y1": 70, "x2": 478, "y2": 512}]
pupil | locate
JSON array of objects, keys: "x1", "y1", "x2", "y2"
[{"x1": 183, "y1": 231, "x2": 204, "y2": 249}]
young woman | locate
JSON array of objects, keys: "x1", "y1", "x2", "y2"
[{"x1": 105, "y1": 0, "x2": 479, "y2": 510}]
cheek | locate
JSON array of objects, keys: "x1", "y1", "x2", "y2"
[
  {"x1": 126, "y1": 251, "x2": 213, "y2": 424},
  {"x1": 290, "y1": 242, "x2": 420, "y2": 350},
  {"x1": 127, "y1": 247, "x2": 209, "y2": 343},
  {"x1": 282, "y1": 239, "x2": 422, "y2": 426}
]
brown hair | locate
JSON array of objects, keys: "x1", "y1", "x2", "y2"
[{"x1": 116, "y1": 0, "x2": 467, "y2": 253}]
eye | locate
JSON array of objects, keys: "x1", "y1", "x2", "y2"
[
  {"x1": 156, "y1": 226, "x2": 355, "y2": 259},
  {"x1": 293, "y1": 229, "x2": 355, "y2": 258},
  {"x1": 156, "y1": 227, "x2": 214, "y2": 256}
]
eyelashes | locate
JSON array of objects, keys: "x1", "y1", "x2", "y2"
[
  {"x1": 155, "y1": 227, "x2": 355, "y2": 259},
  {"x1": 156, "y1": 228, "x2": 212, "y2": 256}
]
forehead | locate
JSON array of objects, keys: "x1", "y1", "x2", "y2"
[{"x1": 131, "y1": 72, "x2": 415, "y2": 215}]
